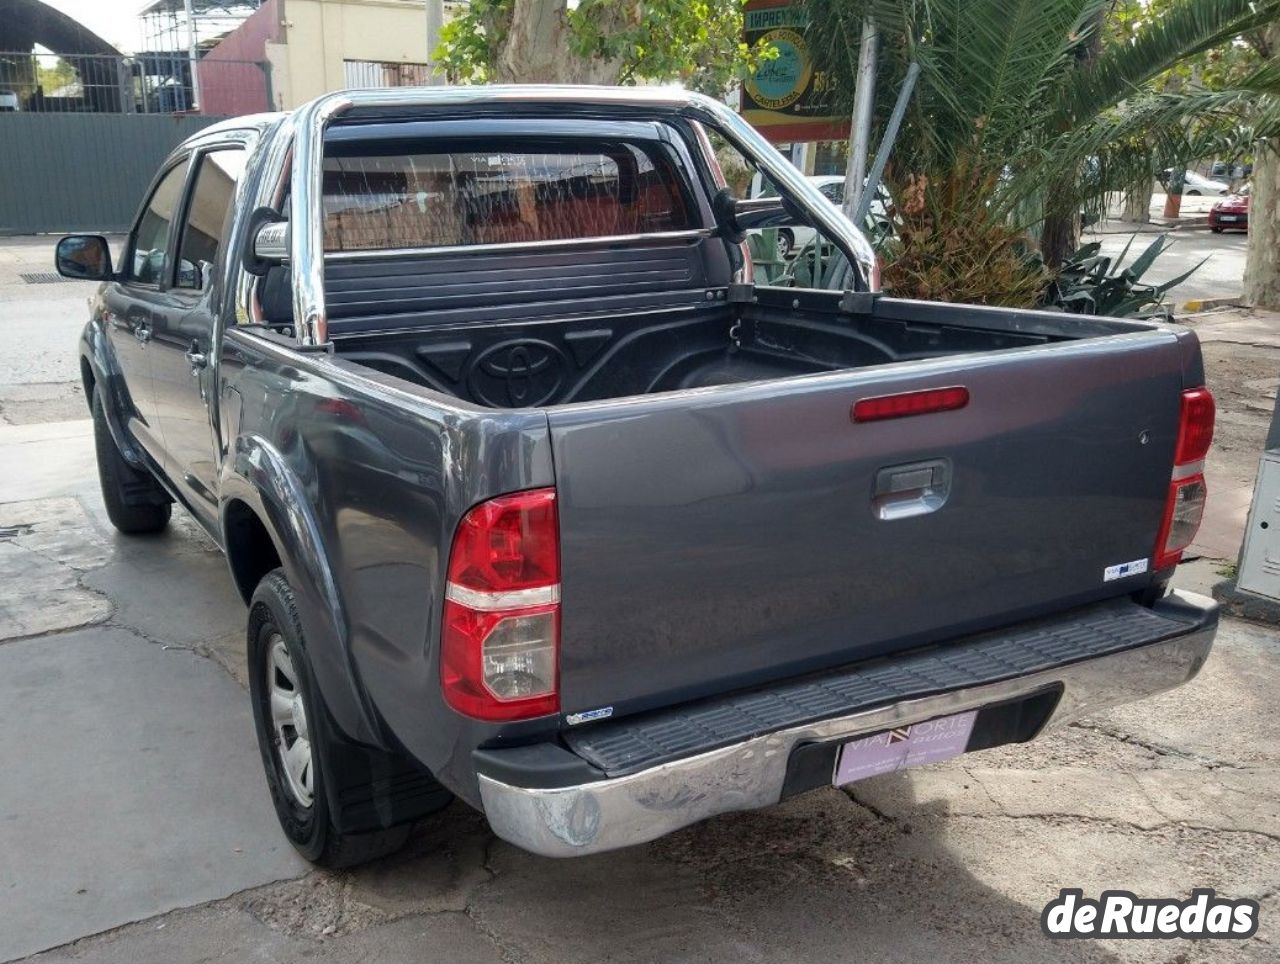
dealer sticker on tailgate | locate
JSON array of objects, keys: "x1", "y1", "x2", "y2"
[{"x1": 834, "y1": 711, "x2": 977, "y2": 786}]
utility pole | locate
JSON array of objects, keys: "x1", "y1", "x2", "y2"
[
  {"x1": 842, "y1": 18, "x2": 878, "y2": 221},
  {"x1": 425, "y1": 0, "x2": 446, "y2": 84},
  {"x1": 183, "y1": 0, "x2": 201, "y2": 110}
]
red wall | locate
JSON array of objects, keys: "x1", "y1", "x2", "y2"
[{"x1": 197, "y1": 0, "x2": 279, "y2": 116}]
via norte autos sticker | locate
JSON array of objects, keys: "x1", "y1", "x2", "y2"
[
  {"x1": 1103, "y1": 557, "x2": 1149, "y2": 582},
  {"x1": 1042, "y1": 889, "x2": 1259, "y2": 939}
]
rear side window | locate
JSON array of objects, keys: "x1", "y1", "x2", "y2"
[
  {"x1": 321, "y1": 140, "x2": 696, "y2": 251},
  {"x1": 176, "y1": 148, "x2": 248, "y2": 289},
  {"x1": 127, "y1": 162, "x2": 188, "y2": 285}
]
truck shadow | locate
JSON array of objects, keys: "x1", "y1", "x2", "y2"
[{"x1": 343, "y1": 773, "x2": 1125, "y2": 963}]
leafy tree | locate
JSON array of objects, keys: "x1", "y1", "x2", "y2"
[
  {"x1": 36, "y1": 57, "x2": 77, "y2": 95},
  {"x1": 437, "y1": 0, "x2": 769, "y2": 94},
  {"x1": 1108, "y1": 0, "x2": 1270, "y2": 223},
  {"x1": 804, "y1": 0, "x2": 1280, "y2": 305}
]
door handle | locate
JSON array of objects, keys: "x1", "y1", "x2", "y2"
[
  {"x1": 873, "y1": 459, "x2": 952, "y2": 521},
  {"x1": 185, "y1": 340, "x2": 207, "y2": 374}
]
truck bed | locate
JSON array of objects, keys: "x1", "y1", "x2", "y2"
[
  {"x1": 323, "y1": 266, "x2": 1151, "y2": 408},
  {"x1": 317, "y1": 271, "x2": 1197, "y2": 720}
]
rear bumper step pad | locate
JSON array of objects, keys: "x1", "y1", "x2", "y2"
[{"x1": 565, "y1": 596, "x2": 1207, "y2": 777}]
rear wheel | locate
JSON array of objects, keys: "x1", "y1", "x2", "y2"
[
  {"x1": 1211, "y1": 226, "x2": 1224, "y2": 233},
  {"x1": 91, "y1": 387, "x2": 171, "y2": 534},
  {"x1": 776, "y1": 229, "x2": 795, "y2": 260},
  {"x1": 248, "y1": 570, "x2": 448, "y2": 867},
  {"x1": 1186, "y1": 189, "x2": 1202, "y2": 196}
]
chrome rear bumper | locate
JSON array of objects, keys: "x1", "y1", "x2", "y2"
[{"x1": 478, "y1": 590, "x2": 1217, "y2": 858}]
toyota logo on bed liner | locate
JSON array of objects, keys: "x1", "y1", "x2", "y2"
[{"x1": 468, "y1": 340, "x2": 567, "y2": 408}]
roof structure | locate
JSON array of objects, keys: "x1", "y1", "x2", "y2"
[{"x1": 0, "y1": 0, "x2": 122, "y2": 56}]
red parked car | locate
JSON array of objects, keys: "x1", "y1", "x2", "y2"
[{"x1": 1209, "y1": 186, "x2": 1250, "y2": 232}]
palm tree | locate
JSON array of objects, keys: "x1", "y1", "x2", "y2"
[{"x1": 804, "y1": 0, "x2": 1280, "y2": 304}]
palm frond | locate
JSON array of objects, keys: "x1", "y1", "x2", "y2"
[{"x1": 1051, "y1": 0, "x2": 1280, "y2": 128}]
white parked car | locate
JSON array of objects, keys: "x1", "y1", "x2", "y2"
[
  {"x1": 758, "y1": 175, "x2": 892, "y2": 259},
  {"x1": 1178, "y1": 170, "x2": 1229, "y2": 196},
  {"x1": 0, "y1": 89, "x2": 21, "y2": 112}
]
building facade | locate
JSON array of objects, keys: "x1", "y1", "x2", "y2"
[{"x1": 200, "y1": 0, "x2": 460, "y2": 112}]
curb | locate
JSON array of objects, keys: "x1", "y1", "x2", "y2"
[
  {"x1": 1181, "y1": 296, "x2": 1242, "y2": 312},
  {"x1": 1092, "y1": 217, "x2": 1210, "y2": 234},
  {"x1": 1212, "y1": 578, "x2": 1280, "y2": 626}
]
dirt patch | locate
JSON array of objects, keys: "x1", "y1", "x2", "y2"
[{"x1": 1200, "y1": 341, "x2": 1275, "y2": 487}]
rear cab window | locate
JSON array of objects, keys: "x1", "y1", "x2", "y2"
[{"x1": 319, "y1": 136, "x2": 699, "y2": 252}]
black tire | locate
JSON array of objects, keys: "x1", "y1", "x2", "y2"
[
  {"x1": 91, "y1": 387, "x2": 172, "y2": 534},
  {"x1": 1186, "y1": 189, "x2": 1201, "y2": 196},
  {"x1": 1211, "y1": 226, "x2": 1224, "y2": 234},
  {"x1": 248, "y1": 569, "x2": 434, "y2": 868}
]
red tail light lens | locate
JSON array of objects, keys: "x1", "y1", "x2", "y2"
[
  {"x1": 1153, "y1": 387, "x2": 1215, "y2": 570},
  {"x1": 852, "y1": 386, "x2": 969, "y2": 423},
  {"x1": 441, "y1": 489, "x2": 560, "y2": 721},
  {"x1": 1174, "y1": 388, "x2": 1215, "y2": 465}
]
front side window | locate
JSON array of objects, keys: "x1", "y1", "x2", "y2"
[
  {"x1": 320, "y1": 140, "x2": 696, "y2": 252},
  {"x1": 127, "y1": 162, "x2": 188, "y2": 285},
  {"x1": 176, "y1": 148, "x2": 249, "y2": 289}
]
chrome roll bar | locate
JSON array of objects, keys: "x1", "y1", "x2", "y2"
[{"x1": 287, "y1": 86, "x2": 877, "y2": 348}]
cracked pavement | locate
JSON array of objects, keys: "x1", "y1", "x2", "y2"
[{"x1": 2, "y1": 239, "x2": 1279, "y2": 961}]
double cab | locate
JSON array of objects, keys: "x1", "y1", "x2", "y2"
[{"x1": 59, "y1": 86, "x2": 1218, "y2": 866}]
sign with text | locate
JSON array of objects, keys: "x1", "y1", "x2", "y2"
[{"x1": 741, "y1": 0, "x2": 849, "y2": 143}]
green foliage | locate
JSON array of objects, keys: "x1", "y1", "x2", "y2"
[
  {"x1": 36, "y1": 57, "x2": 76, "y2": 94},
  {"x1": 437, "y1": 0, "x2": 772, "y2": 94},
  {"x1": 437, "y1": 2, "x2": 499, "y2": 82},
  {"x1": 802, "y1": 0, "x2": 1280, "y2": 304},
  {"x1": 1042, "y1": 234, "x2": 1205, "y2": 319}
]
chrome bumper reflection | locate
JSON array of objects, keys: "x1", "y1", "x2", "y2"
[{"x1": 478, "y1": 592, "x2": 1217, "y2": 858}]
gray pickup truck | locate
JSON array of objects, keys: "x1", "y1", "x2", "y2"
[{"x1": 58, "y1": 87, "x2": 1219, "y2": 867}]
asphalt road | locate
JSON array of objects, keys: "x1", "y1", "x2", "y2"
[
  {"x1": 1086, "y1": 226, "x2": 1248, "y2": 308},
  {"x1": 1, "y1": 235, "x2": 1278, "y2": 963}
]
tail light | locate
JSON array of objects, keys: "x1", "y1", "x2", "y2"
[
  {"x1": 1153, "y1": 388, "x2": 1215, "y2": 570},
  {"x1": 441, "y1": 489, "x2": 560, "y2": 721}
]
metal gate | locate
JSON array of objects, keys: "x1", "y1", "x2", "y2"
[
  {"x1": 0, "y1": 50, "x2": 271, "y2": 234},
  {"x1": 0, "y1": 113, "x2": 223, "y2": 233}
]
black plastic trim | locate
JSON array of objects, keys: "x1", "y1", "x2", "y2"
[{"x1": 564, "y1": 597, "x2": 1211, "y2": 778}]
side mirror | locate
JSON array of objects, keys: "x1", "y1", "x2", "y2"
[
  {"x1": 177, "y1": 259, "x2": 215, "y2": 290},
  {"x1": 243, "y1": 208, "x2": 289, "y2": 276},
  {"x1": 711, "y1": 188, "x2": 806, "y2": 243},
  {"x1": 55, "y1": 235, "x2": 113, "y2": 281}
]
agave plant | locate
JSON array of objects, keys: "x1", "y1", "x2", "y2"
[
  {"x1": 1042, "y1": 234, "x2": 1205, "y2": 320},
  {"x1": 803, "y1": 0, "x2": 1280, "y2": 304}
]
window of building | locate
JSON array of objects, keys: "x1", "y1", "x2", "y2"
[{"x1": 343, "y1": 60, "x2": 434, "y2": 90}]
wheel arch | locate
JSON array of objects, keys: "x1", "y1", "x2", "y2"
[
  {"x1": 81, "y1": 325, "x2": 147, "y2": 467},
  {"x1": 223, "y1": 496, "x2": 284, "y2": 604},
  {"x1": 79, "y1": 356, "x2": 96, "y2": 414},
  {"x1": 221, "y1": 436, "x2": 382, "y2": 747}
]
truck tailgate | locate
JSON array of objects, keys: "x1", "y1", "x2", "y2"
[{"x1": 548, "y1": 331, "x2": 1190, "y2": 718}]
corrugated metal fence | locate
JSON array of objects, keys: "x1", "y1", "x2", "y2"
[{"x1": 0, "y1": 113, "x2": 224, "y2": 234}]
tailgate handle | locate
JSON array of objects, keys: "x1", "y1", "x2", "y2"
[{"x1": 873, "y1": 459, "x2": 951, "y2": 521}]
